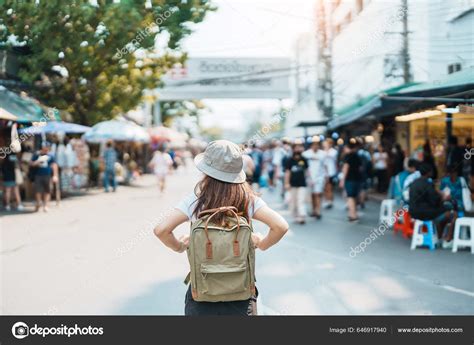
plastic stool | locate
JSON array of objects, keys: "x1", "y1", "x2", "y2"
[
  {"x1": 411, "y1": 220, "x2": 438, "y2": 250},
  {"x1": 393, "y1": 210, "x2": 414, "y2": 238},
  {"x1": 379, "y1": 199, "x2": 397, "y2": 226},
  {"x1": 452, "y1": 217, "x2": 474, "y2": 254}
]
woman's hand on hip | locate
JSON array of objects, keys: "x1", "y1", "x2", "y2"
[
  {"x1": 251, "y1": 232, "x2": 265, "y2": 249},
  {"x1": 176, "y1": 234, "x2": 189, "y2": 253}
]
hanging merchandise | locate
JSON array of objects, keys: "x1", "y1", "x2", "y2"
[{"x1": 10, "y1": 123, "x2": 21, "y2": 153}]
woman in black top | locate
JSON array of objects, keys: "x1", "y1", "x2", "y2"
[
  {"x1": 340, "y1": 142, "x2": 362, "y2": 222},
  {"x1": 284, "y1": 142, "x2": 309, "y2": 224},
  {"x1": 422, "y1": 141, "x2": 438, "y2": 181},
  {"x1": 1, "y1": 152, "x2": 24, "y2": 211}
]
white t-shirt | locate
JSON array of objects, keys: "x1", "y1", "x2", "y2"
[
  {"x1": 175, "y1": 193, "x2": 267, "y2": 221},
  {"x1": 272, "y1": 147, "x2": 285, "y2": 166},
  {"x1": 151, "y1": 152, "x2": 173, "y2": 175},
  {"x1": 324, "y1": 147, "x2": 338, "y2": 177},
  {"x1": 303, "y1": 149, "x2": 327, "y2": 180},
  {"x1": 373, "y1": 152, "x2": 388, "y2": 170}
]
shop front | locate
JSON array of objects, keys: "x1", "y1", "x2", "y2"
[{"x1": 395, "y1": 106, "x2": 474, "y2": 175}]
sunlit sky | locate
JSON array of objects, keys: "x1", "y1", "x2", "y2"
[{"x1": 181, "y1": 0, "x2": 315, "y2": 130}]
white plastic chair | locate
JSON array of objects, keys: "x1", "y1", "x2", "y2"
[
  {"x1": 452, "y1": 217, "x2": 474, "y2": 254},
  {"x1": 379, "y1": 199, "x2": 397, "y2": 226}
]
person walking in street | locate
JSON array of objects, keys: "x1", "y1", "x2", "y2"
[
  {"x1": 272, "y1": 139, "x2": 291, "y2": 200},
  {"x1": 1, "y1": 152, "x2": 24, "y2": 211},
  {"x1": 149, "y1": 146, "x2": 173, "y2": 193},
  {"x1": 249, "y1": 144, "x2": 263, "y2": 190},
  {"x1": 153, "y1": 140, "x2": 289, "y2": 315},
  {"x1": 285, "y1": 141, "x2": 309, "y2": 224},
  {"x1": 242, "y1": 146, "x2": 256, "y2": 185},
  {"x1": 102, "y1": 140, "x2": 117, "y2": 193},
  {"x1": 422, "y1": 140, "x2": 438, "y2": 181},
  {"x1": 373, "y1": 144, "x2": 388, "y2": 193},
  {"x1": 323, "y1": 138, "x2": 338, "y2": 209},
  {"x1": 446, "y1": 136, "x2": 464, "y2": 178},
  {"x1": 30, "y1": 143, "x2": 58, "y2": 212},
  {"x1": 392, "y1": 143, "x2": 405, "y2": 176},
  {"x1": 303, "y1": 139, "x2": 326, "y2": 219},
  {"x1": 357, "y1": 141, "x2": 372, "y2": 209},
  {"x1": 339, "y1": 141, "x2": 362, "y2": 222},
  {"x1": 262, "y1": 143, "x2": 274, "y2": 190}
]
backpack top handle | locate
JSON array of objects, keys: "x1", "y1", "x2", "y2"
[{"x1": 199, "y1": 206, "x2": 241, "y2": 259}]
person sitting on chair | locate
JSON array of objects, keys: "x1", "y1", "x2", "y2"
[{"x1": 409, "y1": 163, "x2": 457, "y2": 248}]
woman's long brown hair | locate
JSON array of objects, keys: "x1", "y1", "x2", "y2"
[{"x1": 192, "y1": 175, "x2": 257, "y2": 224}]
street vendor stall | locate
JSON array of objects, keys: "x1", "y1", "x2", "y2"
[
  {"x1": 149, "y1": 126, "x2": 188, "y2": 149},
  {"x1": 19, "y1": 121, "x2": 92, "y2": 195},
  {"x1": 83, "y1": 119, "x2": 150, "y2": 184}
]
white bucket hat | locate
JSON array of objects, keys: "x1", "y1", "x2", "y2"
[{"x1": 194, "y1": 140, "x2": 246, "y2": 184}]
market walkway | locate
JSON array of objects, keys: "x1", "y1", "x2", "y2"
[{"x1": 1, "y1": 168, "x2": 473, "y2": 315}]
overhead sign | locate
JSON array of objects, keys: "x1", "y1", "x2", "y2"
[{"x1": 157, "y1": 57, "x2": 291, "y2": 100}]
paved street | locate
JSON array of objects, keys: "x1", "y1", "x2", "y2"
[{"x1": 1, "y1": 167, "x2": 473, "y2": 315}]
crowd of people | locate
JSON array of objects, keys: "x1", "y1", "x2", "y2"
[
  {"x1": 389, "y1": 136, "x2": 473, "y2": 249},
  {"x1": 1, "y1": 138, "x2": 186, "y2": 212},
  {"x1": 239, "y1": 135, "x2": 473, "y2": 232}
]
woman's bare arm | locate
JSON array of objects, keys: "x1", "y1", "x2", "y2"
[
  {"x1": 154, "y1": 209, "x2": 189, "y2": 252},
  {"x1": 252, "y1": 205, "x2": 289, "y2": 251}
]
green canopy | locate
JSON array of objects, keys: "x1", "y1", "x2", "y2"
[
  {"x1": 0, "y1": 86, "x2": 59, "y2": 123},
  {"x1": 329, "y1": 83, "x2": 418, "y2": 129},
  {"x1": 328, "y1": 68, "x2": 474, "y2": 129}
]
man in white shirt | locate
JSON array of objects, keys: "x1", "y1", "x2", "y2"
[
  {"x1": 323, "y1": 139, "x2": 338, "y2": 209},
  {"x1": 303, "y1": 140, "x2": 327, "y2": 219}
]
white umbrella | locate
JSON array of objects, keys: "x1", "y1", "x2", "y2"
[{"x1": 83, "y1": 119, "x2": 150, "y2": 143}]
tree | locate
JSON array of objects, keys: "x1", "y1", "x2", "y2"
[
  {"x1": 0, "y1": 0, "x2": 214, "y2": 125},
  {"x1": 160, "y1": 99, "x2": 207, "y2": 127},
  {"x1": 200, "y1": 126, "x2": 222, "y2": 141}
]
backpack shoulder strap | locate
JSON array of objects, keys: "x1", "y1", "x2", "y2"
[{"x1": 197, "y1": 207, "x2": 241, "y2": 259}]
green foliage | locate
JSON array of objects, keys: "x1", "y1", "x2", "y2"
[
  {"x1": 160, "y1": 99, "x2": 206, "y2": 126},
  {"x1": 0, "y1": 0, "x2": 215, "y2": 125},
  {"x1": 200, "y1": 126, "x2": 222, "y2": 141}
]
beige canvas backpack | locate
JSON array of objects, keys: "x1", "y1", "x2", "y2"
[{"x1": 184, "y1": 206, "x2": 256, "y2": 302}]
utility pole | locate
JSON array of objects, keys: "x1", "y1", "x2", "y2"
[
  {"x1": 316, "y1": 0, "x2": 333, "y2": 119},
  {"x1": 384, "y1": 0, "x2": 412, "y2": 83},
  {"x1": 401, "y1": 0, "x2": 411, "y2": 83}
]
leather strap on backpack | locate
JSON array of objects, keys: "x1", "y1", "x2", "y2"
[{"x1": 199, "y1": 206, "x2": 241, "y2": 259}]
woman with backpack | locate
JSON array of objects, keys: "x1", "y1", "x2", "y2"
[{"x1": 154, "y1": 140, "x2": 289, "y2": 315}]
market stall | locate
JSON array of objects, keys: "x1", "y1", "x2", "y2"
[
  {"x1": 149, "y1": 126, "x2": 189, "y2": 150},
  {"x1": 83, "y1": 119, "x2": 150, "y2": 184},
  {"x1": 18, "y1": 120, "x2": 92, "y2": 197}
]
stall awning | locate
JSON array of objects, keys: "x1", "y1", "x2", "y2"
[
  {"x1": 328, "y1": 67, "x2": 474, "y2": 130},
  {"x1": 393, "y1": 67, "x2": 474, "y2": 96},
  {"x1": 328, "y1": 83, "x2": 416, "y2": 129},
  {"x1": 19, "y1": 121, "x2": 91, "y2": 134},
  {"x1": 0, "y1": 86, "x2": 43, "y2": 123},
  {"x1": 296, "y1": 120, "x2": 328, "y2": 127}
]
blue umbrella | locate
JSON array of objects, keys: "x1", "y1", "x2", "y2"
[
  {"x1": 82, "y1": 119, "x2": 150, "y2": 143},
  {"x1": 19, "y1": 121, "x2": 91, "y2": 134}
]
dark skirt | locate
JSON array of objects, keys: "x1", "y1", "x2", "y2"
[{"x1": 184, "y1": 285, "x2": 257, "y2": 316}]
